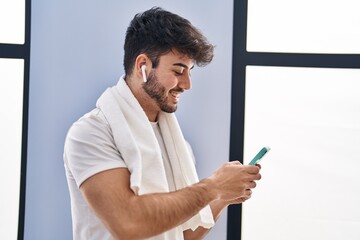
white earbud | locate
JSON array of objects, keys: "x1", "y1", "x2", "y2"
[{"x1": 141, "y1": 65, "x2": 147, "y2": 83}]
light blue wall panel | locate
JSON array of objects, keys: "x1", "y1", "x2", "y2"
[{"x1": 26, "y1": 1, "x2": 233, "y2": 239}]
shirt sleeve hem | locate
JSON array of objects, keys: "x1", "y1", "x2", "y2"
[{"x1": 76, "y1": 163, "x2": 128, "y2": 188}]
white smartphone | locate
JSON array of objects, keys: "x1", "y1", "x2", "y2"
[{"x1": 248, "y1": 146, "x2": 271, "y2": 165}]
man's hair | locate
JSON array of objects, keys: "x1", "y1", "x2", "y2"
[{"x1": 123, "y1": 7, "x2": 214, "y2": 76}]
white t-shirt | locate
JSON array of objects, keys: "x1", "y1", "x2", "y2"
[{"x1": 64, "y1": 108, "x2": 180, "y2": 239}]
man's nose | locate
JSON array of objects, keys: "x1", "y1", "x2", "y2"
[{"x1": 178, "y1": 75, "x2": 192, "y2": 90}]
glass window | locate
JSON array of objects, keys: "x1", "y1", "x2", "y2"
[
  {"x1": 242, "y1": 66, "x2": 360, "y2": 240},
  {"x1": 0, "y1": 58, "x2": 24, "y2": 240},
  {"x1": 0, "y1": 0, "x2": 25, "y2": 44},
  {"x1": 247, "y1": 0, "x2": 360, "y2": 53}
]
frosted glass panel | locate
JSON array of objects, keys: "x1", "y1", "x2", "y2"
[
  {"x1": 242, "y1": 66, "x2": 360, "y2": 240},
  {"x1": 247, "y1": 0, "x2": 360, "y2": 53},
  {"x1": 0, "y1": 58, "x2": 24, "y2": 239},
  {"x1": 0, "y1": 0, "x2": 25, "y2": 44}
]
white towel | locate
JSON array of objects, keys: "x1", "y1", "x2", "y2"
[{"x1": 96, "y1": 76, "x2": 214, "y2": 237}]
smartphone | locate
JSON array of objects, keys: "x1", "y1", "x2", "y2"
[{"x1": 248, "y1": 146, "x2": 271, "y2": 165}]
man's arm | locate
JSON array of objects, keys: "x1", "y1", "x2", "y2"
[
  {"x1": 80, "y1": 161, "x2": 260, "y2": 240},
  {"x1": 80, "y1": 168, "x2": 214, "y2": 239}
]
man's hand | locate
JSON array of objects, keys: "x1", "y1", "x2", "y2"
[{"x1": 206, "y1": 161, "x2": 261, "y2": 202}]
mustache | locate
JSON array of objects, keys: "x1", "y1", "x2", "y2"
[{"x1": 170, "y1": 88, "x2": 185, "y2": 93}]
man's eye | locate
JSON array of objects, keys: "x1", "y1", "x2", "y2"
[{"x1": 174, "y1": 71, "x2": 183, "y2": 76}]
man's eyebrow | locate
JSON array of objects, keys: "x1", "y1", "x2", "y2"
[{"x1": 173, "y1": 63, "x2": 195, "y2": 70}]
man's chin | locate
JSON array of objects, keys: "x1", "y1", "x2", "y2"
[{"x1": 160, "y1": 104, "x2": 177, "y2": 113}]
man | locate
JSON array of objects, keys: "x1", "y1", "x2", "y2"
[{"x1": 64, "y1": 7, "x2": 261, "y2": 240}]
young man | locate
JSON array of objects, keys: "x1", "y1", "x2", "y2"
[{"x1": 64, "y1": 7, "x2": 261, "y2": 240}]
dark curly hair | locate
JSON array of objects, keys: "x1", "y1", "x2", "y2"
[{"x1": 123, "y1": 7, "x2": 214, "y2": 76}]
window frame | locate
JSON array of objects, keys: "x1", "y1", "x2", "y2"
[{"x1": 0, "y1": 0, "x2": 31, "y2": 239}]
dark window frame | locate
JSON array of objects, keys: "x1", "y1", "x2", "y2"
[{"x1": 0, "y1": 0, "x2": 31, "y2": 239}]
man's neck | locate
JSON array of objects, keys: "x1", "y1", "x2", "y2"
[{"x1": 125, "y1": 75, "x2": 159, "y2": 122}]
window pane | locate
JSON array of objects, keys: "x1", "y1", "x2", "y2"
[
  {"x1": 0, "y1": 0, "x2": 25, "y2": 44},
  {"x1": 242, "y1": 66, "x2": 360, "y2": 240},
  {"x1": 0, "y1": 58, "x2": 24, "y2": 239},
  {"x1": 247, "y1": 0, "x2": 360, "y2": 53}
]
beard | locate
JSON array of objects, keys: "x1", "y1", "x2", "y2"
[{"x1": 142, "y1": 70, "x2": 182, "y2": 113}]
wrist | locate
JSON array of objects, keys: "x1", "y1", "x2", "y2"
[{"x1": 197, "y1": 177, "x2": 219, "y2": 202}]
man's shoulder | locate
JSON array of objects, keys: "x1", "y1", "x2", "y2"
[
  {"x1": 67, "y1": 108, "x2": 111, "y2": 140},
  {"x1": 74, "y1": 108, "x2": 108, "y2": 128}
]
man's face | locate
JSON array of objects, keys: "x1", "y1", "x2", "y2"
[{"x1": 142, "y1": 51, "x2": 193, "y2": 113}]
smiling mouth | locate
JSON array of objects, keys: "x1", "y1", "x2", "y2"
[
  {"x1": 170, "y1": 90, "x2": 183, "y2": 103},
  {"x1": 171, "y1": 92, "x2": 180, "y2": 102}
]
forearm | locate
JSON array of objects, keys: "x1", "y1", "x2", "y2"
[{"x1": 111, "y1": 179, "x2": 217, "y2": 239}]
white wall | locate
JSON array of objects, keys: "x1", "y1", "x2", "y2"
[{"x1": 25, "y1": 1, "x2": 233, "y2": 239}]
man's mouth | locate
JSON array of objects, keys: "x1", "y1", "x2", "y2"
[{"x1": 170, "y1": 89, "x2": 184, "y2": 102}]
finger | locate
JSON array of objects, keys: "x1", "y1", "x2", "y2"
[
  {"x1": 230, "y1": 160, "x2": 242, "y2": 165},
  {"x1": 246, "y1": 172, "x2": 262, "y2": 181},
  {"x1": 254, "y1": 173, "x2": 262, "y2": 180},
  {"x1": 235, "y1": 196, "x2": 251, "y2": 204},
  {"x1": 239, "y1": 196, "x2": 251, "y2": 202},
  {"x1": 244, "y1": 189, "x2": 253, "y2": 197},
  {"x1": 247, "y1": 181, "x2": 257, "y2": 189},
  {"x1": 246, "y1": 165, "x2": 260, "y2": 174}
]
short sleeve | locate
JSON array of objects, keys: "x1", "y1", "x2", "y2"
[{"x1": 64, "y1": 109, "x2": 127, "y2": 188}]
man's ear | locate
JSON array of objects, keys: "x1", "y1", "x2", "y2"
[{"x1": 134, "y1": 54, "x2": 150, "y2": 80}]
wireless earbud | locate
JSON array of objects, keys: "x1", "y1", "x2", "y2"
[{"x1": 141, "y1": 65, "x2": 147, "y2": 83}]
